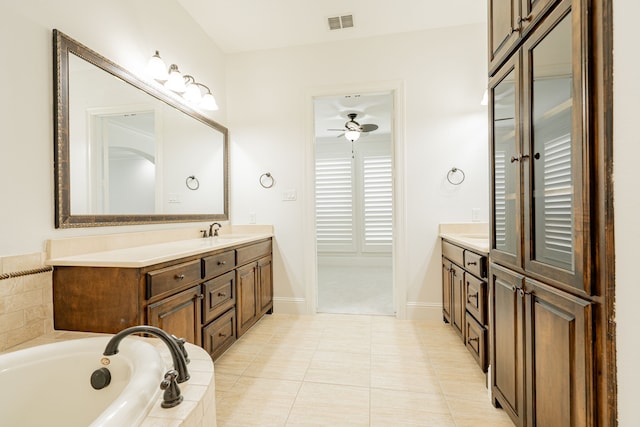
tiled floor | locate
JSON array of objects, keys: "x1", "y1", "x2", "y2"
[
  {"x1": 214, "y1": 313, "x2": 513, "y2": 427},
  {"x1": 317, "y1": 265, "x2": 394, "y2": 315}
]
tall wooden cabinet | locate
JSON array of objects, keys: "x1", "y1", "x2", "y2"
[{"x1": 488, "y1": 0, "x2": 612, "y2": 424}]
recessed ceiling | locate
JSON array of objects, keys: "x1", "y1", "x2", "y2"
[{"x1": 177, "y1": 0, "x2": 487, "y2": 53}]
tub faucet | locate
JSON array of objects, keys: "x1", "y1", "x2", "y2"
[
  {"x1": 103, "y1": 325, "x2": 190, "y2": 383},
  {"x1": 209, "y1": 222, "x2": 221, "y2": 237}
]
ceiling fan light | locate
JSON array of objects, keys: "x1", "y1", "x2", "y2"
[{"x1": 345, "y1": 129, "x2": 361, "y2": 142}]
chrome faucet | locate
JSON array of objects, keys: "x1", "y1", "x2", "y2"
[
  {"x1": 208, "y1": 222, "x2": 221, "y2": 237},
  {"x1": 103, "y1": 325, "x2": 190, "y2": 383}
]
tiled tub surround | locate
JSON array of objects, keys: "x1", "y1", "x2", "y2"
[
  {"x1": 0, "y1": 252, "x2": 53, "y2": 352},
  {"x1": 1, "y1": 331, "x2": 216, "y2": 427}
]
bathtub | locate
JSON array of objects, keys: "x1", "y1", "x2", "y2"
[{"x1": 0, "y1": 336, "x2": 166, "y2": 427}]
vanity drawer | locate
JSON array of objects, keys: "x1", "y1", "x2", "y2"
[
  {"x1": 202, "y1": 271, "x2": 235, "y2": 324},
  {"x1": 202, "y1": 307, "x2": 236, "y2": 360},
  {"x1": 465, "y1": 314, "x2": 488, "y2": 372},
  {"x1": 465, "y1": 273, "x2": 487, "y2": 325},
  {"x1": 464, "y1": 250, "x2": 487, "y2": 278},
  {"x1": 146, "y1": 260, "x2": 201, "y2": 299},
  {"x1": 202, "y1": 250, "x2": 235, "y2": 280},
  {"x1": 442, "y1": 240, "x2": 464, "y2": 267},
  {"x1": 236, "y1": 240, "x2": 272, "y2": 266}
]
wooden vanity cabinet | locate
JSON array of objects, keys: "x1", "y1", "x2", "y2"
[
  {"x1": 52, "y1": 237, "x2": 273, "y2": 360},
  {"x1": 147, "y1": 284, "x2": 202, "y2": 346},
  {"x1": 441, "y1": 239, "x2": 489, "y2": 371},
  {"x1": 236, "y1": 240, "x2": 273, "y2": 337}
]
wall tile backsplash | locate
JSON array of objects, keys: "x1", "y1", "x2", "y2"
[{"x1": 0, "y1": 253, "x2": 53, "y2": 352}]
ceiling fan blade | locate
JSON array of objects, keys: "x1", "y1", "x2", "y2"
[
  {"x1": 327, "y1": 128, "x2": 347, "y2": 131},
  {"x1": 360, "y1": 124, "x2": 378, "y2": 132}
]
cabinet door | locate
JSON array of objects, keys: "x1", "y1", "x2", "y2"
[
  {"x1": 522, "y1": 0, "x2": 591, "y2": 295},
  {"x1": 490, "y1": 264, "x2": 526, "y2": 426},
  {"x1": 236, "y1": 262, "x2": 258, "y2": 337},
  {"x1": 489, "y1": 0, "x2": 521, "y2": 73},
  {"x1": 451, "y1": 264, "x2": 465, "y2": 339},
  {"x1": 257, "y1": 255, "x2": 273, "y2": 316},
  {"x1": 524, "y1": 278, "x2": 593, "y2": 426},
  {"x1": 490, "y1": 54, "x2": 522, "y2": 270},
  {"x1": 442, "y1": 258, "x2": 453, "y2": 323},
  {"x1": 147, "y1": 285, "x2": 202, "y2": 346},
  {"x1": 520, "y1": 0, "x2": 561, "y2": 36}
]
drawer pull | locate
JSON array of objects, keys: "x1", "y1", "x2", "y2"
[
  {"x1": 217, "y1": 292, "x2": 227, "y2": 297},
  {"x1": 467, "y1": 261, "x2": 478, "y2": 266},
  {"x1": 468, "y1": 292, "x2": 478, "y2": 302},
  {"x1": 468, "y1": 336, "x2": 479, "y2": 345},
  {"x1": 218, "y1": 333, "x2": 227, "y2": 338},
  {"x1": 218, "y1": 261, "x2": 227, "y2": 265},
  {"x1": 175, "y1": 274, "x2": 185, "y2": 281}
]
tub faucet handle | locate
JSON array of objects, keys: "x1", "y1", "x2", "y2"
[{"x1": 160, "y1": 370, "x2": 183, "y2": 408}]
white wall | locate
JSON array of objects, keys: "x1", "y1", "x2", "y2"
[
  {"x1": 226, "y1": 24, "x2": 489, "y2": 316},
  {"x1": 613, "y1": 1, "x2": 640, "y2": 425},
  {"x1": 0, "y1": 0, "x2": 227, "y2": 256}
]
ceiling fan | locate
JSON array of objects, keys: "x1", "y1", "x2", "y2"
[{"x1": 328, "y1": 113, "x2": 379, "y2": 141}]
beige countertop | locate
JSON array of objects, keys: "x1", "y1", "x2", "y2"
[
  {"x1": 46, "y1": 231, "x2": 273, "y2": 268},
  {"x1": 439, "y1": 222, "x2": 489, "y2": 254}
]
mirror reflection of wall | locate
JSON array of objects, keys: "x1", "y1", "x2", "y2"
[{"x1": 66, "y1": 47, "x2": 225, "y2": 218}]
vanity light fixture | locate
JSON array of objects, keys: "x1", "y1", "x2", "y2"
[{"x1": 146, "y1": 51, "x2": 219, "y2": 111}]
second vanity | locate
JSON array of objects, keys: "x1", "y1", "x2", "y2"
[{"x1": 47, "y1": 227, "x2": 273, "y2": 360}]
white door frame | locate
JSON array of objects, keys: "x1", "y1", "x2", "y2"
[{"x1": 303, "y1": 80, "x2": 407, "y2": 318}]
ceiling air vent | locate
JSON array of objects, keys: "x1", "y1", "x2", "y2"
[{"x1": 328, "y1": 15, "x2": 354, "y2": 31}]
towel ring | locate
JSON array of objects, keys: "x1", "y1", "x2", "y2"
[
  {"x1": 259, "y1": 172, "x2": 275, "y2": 189},
  {"x1": 185, "y1": 175, "x2": 200, "y2": 190},
  {"x1": 447, "y1": 167, "x2": 465, "y2": 185}
]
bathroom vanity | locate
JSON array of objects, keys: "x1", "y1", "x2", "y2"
[
  {"x1": 440, "y1": 224, "x2": 489, "y2": 372},
  {"x1": 48, "y1": 230, "x2": 273, "y2": 360}
]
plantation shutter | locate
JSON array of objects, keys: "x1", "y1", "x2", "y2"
[
  {"x1": 315, "y1": 156, "x2": 355, "y2": 250},
  {"x1": 362, "y1": 155, "x2": 392, "y2": 250}
]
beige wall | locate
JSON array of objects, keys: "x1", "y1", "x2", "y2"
[
  {"x1": 225, "y1": 24, "x2": 489, "y2": 318},
  {"x1": 613, "y1": 0, "x2": 640, "y2": 425},
  {"x1": 0, "y1": 0, "x2": 227, "y2": 256}
]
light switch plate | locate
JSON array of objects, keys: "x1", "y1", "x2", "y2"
[{"x1": 282, "y1": 189, "x2": 297, "y2": 201}]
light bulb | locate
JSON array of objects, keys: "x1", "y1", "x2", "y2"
[
  {"x1": 183, "y1": 82, "x2": 202, "y2": 103},
  {"x1": 200, "y1": 91, "x2": 219, "y2": 111},
  {"x1": 164, "y1": 64, "x2": 186, "y2": 93},
  {"x1": 147, "y1": 50, "x2": 168, "y2": 81},
  {"x1": 345, "y1": 129, "x2": 361, "y2": 142}
]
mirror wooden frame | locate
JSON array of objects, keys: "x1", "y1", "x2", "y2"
[{"x1": 53, "y1": 29, "x2": 229, "y2": 228}]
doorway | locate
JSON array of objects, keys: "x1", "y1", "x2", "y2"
[{"x1": 313, "y1": 92, "x2": 394, "y2": 315}]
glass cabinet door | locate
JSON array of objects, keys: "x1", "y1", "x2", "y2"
[
  {"x1": 522, "y1": 1, "x2": 589, "y2": 294},
  {"x1": 490, "y1": 57, "x2": 521, "y2": 269}
]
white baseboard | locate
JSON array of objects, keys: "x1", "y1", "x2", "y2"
[
  {"x1": 405, "y1": 302, "x2": 443, "y2": 322},
  {"x1": 273, "y1": 297, "x2": 308, "y2": 315}
]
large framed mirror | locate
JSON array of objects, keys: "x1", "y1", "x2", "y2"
[{"x1": 53, "y1": 30, "x2": 228, "y2": 228}]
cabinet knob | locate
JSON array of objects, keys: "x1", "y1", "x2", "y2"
[
  {"x1": 175, "y1": 274, "x2": 185, "y2": 281},
  {"x1": 196, "y1": 294, "x2": 204, "y2": 300},
  {"x1": 218, "y1": 261, "x2": 226, "y2": 265},
  {"x1": 217, "y1": 292, "x2": 227, "y2": 297}
]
